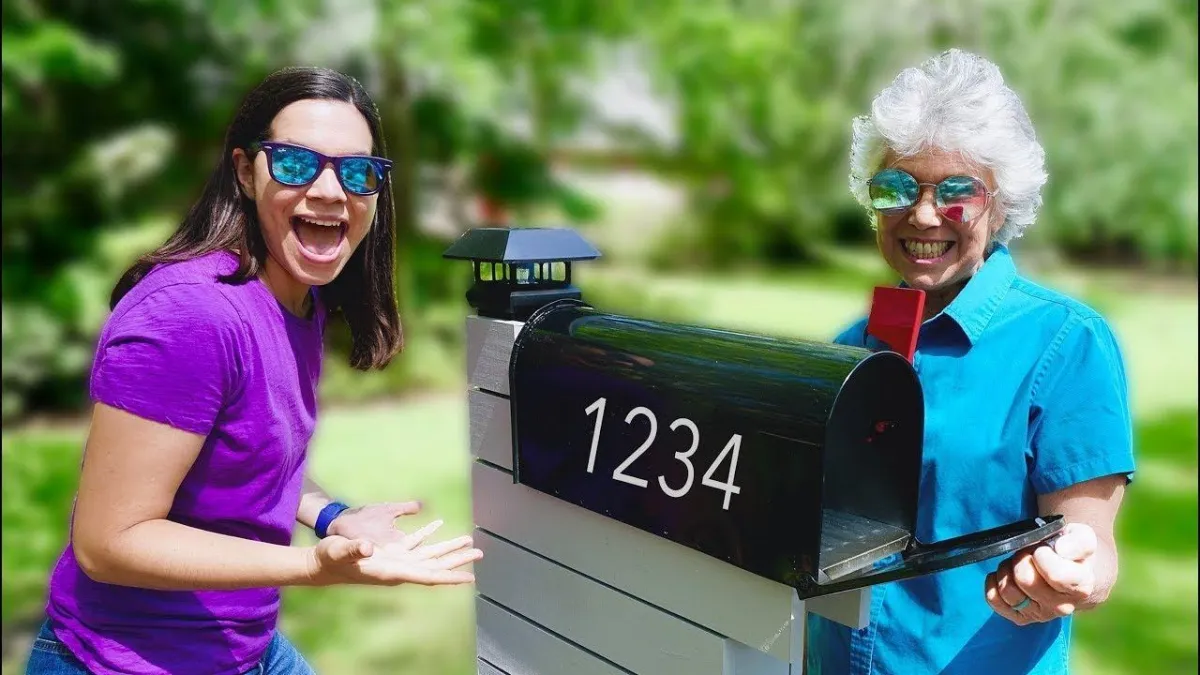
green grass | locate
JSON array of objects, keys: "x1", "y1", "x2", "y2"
[
  {"x1": 1073, "y1": 409, "x2": 1198, "y2": 675},
  {"x1": 1, "y1": 431, "x2": 82, "y2": 628},
  {"x1": 280, "y1": 398, "x2": 477, "y2": 675},
  {"x1": 2, "y1": 266, "x2": 1196, "y2": 674}
]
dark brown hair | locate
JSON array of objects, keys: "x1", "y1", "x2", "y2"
[{"x1": 111, "y1": 66, "x2": 402, "y2": 370}]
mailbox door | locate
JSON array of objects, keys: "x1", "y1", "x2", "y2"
[{"x1": 803, "y1": 514, "x2": 1065, "y2": 598}]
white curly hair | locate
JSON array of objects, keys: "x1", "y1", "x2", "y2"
[{"x1": 849, "y1": 49, "x2": 1048, "y2": 244}]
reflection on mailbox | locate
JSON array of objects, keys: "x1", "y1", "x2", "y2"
[{"x1": 509, "y1": 299, "x2": 1063, "y2": 598}]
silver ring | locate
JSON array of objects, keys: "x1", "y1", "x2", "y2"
[{"x1": 1011, "y1": 596, "x2": 1032, "y2": 612}]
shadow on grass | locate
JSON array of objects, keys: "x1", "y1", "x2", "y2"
[{"x1": 1073, "y1": 408, "x2": 1198, "y2": 675}]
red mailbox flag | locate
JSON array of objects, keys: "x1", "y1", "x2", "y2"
[{"x1": 866, "y1": 286, "x2": 925, "y2": 363}]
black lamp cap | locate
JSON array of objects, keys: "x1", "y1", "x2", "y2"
[{"x1": 442, "y1": 227, "x2": 602, "y2": 263}]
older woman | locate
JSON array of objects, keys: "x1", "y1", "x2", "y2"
[{"x1": 806, "y1": 50, "x2": 1135, "y2": 674}]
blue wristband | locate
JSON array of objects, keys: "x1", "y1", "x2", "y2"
[{"x1": 315, "y1": 501, "x2": 352, "y2": 539}]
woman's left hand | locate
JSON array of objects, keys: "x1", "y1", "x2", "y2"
[
  {"x1": 326, "y1": 501, "x2": 423, "y2": 546},
  {"x1": 985, "y1": 522, "x2": 1097, "y2": 625}
]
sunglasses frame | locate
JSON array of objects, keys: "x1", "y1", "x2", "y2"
[
  {"x1": 250, "y1": 140, "x2": 394, "y2": 196},
  {"x1": 868, "y1": 168, "x2": 996, "y2": 223}
]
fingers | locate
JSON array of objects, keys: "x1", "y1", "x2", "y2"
[
  {"x1": 387, "y1": 500, "x2": 422, "y2": 518},
  {"x1": 355, "y1": 547, "x2": 483, "y2": 586},
  {"x1": 986, "y1": 543, "x2": 1089, "y2": 626},
  {"x1": 1051, "y1": 523, "x2": 1097, "y2": 562},
  {"x1": 988, "y1": 553, "x2": 1046, "y2": 625},
  {"x1": 324, "y1": 536, "x2": 374, "y2": 563},
  {"x1": 408, "y1": 568, "x2": 477, "y2": 586},
  {"x1": 400, "y1": 519, "x2": 445, "y2": 549},
  {"x1": 985, "y1": 571, "x2": 1031, "y2": 626},
  {"x1": 1011, "y1": 550, "x2": 1055, "y2": 604},
  {"x1": 993, "y1": 555, "x2": 1029, "y2": 608},
  {"x1": 430, "y1": 547, "x2": 484, "y2": 571},
  {"x1": 405, "y1": 548, "x2": 483, "y2": 585},
  {"x1": 416, "y1": 535, "x2": 476, "y2": 560},
  {"x1": 1032, "y1": 545, "x2": 1094, "y2": 598}
]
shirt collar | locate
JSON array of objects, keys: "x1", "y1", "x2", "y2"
[{"x1": 938, "y1": 244, "x2": 1016, "y2": 345}]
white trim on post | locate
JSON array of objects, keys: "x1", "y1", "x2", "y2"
[{"x1": 466, "y1": 316, "x2": 523, "y2": 395}]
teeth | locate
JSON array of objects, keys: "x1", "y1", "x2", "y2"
[
  {"x1": 904, "y1": 240, "x2": 951, "y2": 259},
  {"x1": 297, "y1": 216, "x2": 343, "y2": 228}
]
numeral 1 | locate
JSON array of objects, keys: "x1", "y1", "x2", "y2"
[{"x1": 584, "y1": 397, "x2": 606, "y2": 473}]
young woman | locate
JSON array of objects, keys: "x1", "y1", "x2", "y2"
[{"x1": 25, "y1": 67, "x2": 482, "y2": 675}]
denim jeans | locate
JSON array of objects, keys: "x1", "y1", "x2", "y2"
[{"x1": 25, "y1": 620, "x2": 316, "y2": 675}]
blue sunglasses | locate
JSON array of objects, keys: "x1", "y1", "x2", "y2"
[{"x1": 250, "y1": 141, "x2": 393, "y2": 196}]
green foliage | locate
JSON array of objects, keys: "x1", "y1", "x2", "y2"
[
  {"x1": 1, "y1": 0, "x2": 1195, "y2": 420},
  {"x1": 0, "y1": 0, "x2": 313, "y2": 422},
  {"x1": 631, "y1": 0, "x2": 1198, "y2": 270}
]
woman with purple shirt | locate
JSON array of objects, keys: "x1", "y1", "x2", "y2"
[{"x1": 25, "y1": 67, "x2": 482, "y2": 675}]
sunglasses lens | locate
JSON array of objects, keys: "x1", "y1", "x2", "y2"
[
  {"x1": 937, "y1": 176, "x2": 989, "y2": 222},
  {"x1": 869, "y1": 169, "x2": 919, "y2": 212},
  {"x1": 270, "y1": 146, "x2": 320, "y2": 186},
  {"x1": 339, "y1": 158, "x2": 381, "y2": 195}
]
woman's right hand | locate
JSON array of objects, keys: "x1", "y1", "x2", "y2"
[{"x1": 308, "y1": 519, "x2": 482, "y2": 587}]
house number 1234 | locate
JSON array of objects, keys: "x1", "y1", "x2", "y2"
[{"x1": 583, "y1": 396, "x2": 743, "y2": 510}]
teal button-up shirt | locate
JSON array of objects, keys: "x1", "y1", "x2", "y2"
[{"x1": 806, "y1": 245, "x2": 1136, "y2": 675}]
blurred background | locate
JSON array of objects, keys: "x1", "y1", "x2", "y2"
[{"x1": 2, "y1": 0, "x2": 1196, "y2": 673}]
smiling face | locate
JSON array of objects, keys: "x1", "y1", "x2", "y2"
[
  {"x1": 875, "y1": 147, "x2": 1003, "y2": 296},
  {"x1": 233, "y1": 98, "x2": 379, "y2": 312}
]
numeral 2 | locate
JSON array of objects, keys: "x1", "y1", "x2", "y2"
[{"x1": 583, "y1": 397, "x2": 742, "y2": 509}]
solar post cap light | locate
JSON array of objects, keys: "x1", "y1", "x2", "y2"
[
  {"x1": 441, "y1": 226, "x2": 602, "y2": 321},
  {"x1": 447, "y1": 226, "x2": 1064, "y2": 674}
]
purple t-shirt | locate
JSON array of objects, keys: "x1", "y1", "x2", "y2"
[{"x1": 44, "y1": 251, "x2": 326, "y2": 675}]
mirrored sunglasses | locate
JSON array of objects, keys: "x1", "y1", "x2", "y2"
[
  {"x1": 868, "y1": 168, "x2": 994, "y2": 223},
  {"x1": 252, "y1": 141, "x2": 393, "y2": 196}
]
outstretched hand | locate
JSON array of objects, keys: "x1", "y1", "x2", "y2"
[
  {"x1": 309, "y1": 519, "x2": 482, "y2": 588},
  {"x1": 326, "y1": 500, "x2": 424, "y2": 545}
]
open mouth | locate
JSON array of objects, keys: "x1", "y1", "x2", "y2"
[
  {"x1": 901, "y1": 239, "x2": 954, "y2": 262},
  {"x1": 291, "y1": 215, "x2": 347, "y2": 261}
]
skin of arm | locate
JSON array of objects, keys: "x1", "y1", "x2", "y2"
[
  {"x1": 297, "y1": 473, "x2": 424, "y2": 544},
  {"x1": 986, "y1": 474, "x2": 1127, "y2": 624},
  {"x1": 1037, "y1": 475, "x2": 1126, "y2": 610},
  {"x1": 71, "y1": 403, "x2": 322, "y2": 591},
  {"x1": 296, "y1": 474, "x2": 335, "y2": 531}
]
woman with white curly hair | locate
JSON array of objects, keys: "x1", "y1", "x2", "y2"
[{"x1": 807, "y1": 49, "x2": 1135, "y2": 674}]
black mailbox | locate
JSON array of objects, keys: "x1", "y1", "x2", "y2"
[{"x1": 508, "y1": 299, "x2": 1062, "y2": 598}]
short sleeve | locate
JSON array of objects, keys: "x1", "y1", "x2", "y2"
[
  {"x1": 90, "y1": 283, "x2": 244, "y2": 436},
  {"x1": 832, "y1": 317, "x2": 869, "y2": 346},
  {"x1": 1029, "y1": 315, "x2": 1136, "y2": 494}
]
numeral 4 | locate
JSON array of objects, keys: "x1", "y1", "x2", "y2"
[{"x1": 701, "y1": 434, "x2": 742, "y2": 510}]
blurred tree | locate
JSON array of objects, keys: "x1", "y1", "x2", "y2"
[
  {"x1": 630, "y1": 0, "x2": 1197, "y2": 269},
  {"x1": 1, "y1": 0, "x2": 1195, "y2": 420},
  {"x1": 2, "y1": 0, "x2": 314, "y2": 418}
]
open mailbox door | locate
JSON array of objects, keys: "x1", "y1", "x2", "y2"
[{"x1": 508, "y1": 299, "x2": 1062, "y2": 598}]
